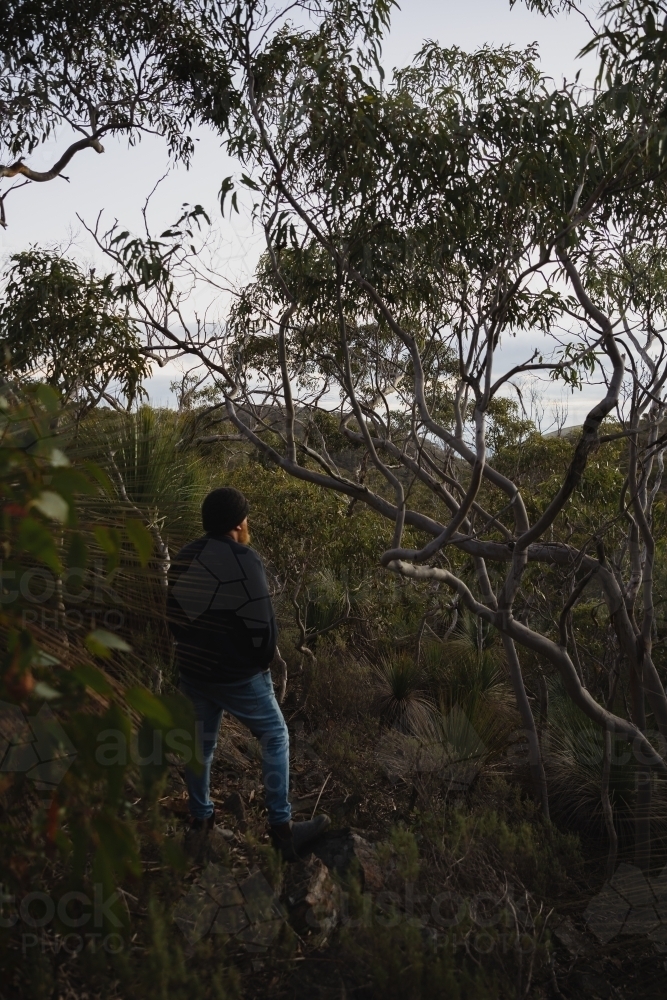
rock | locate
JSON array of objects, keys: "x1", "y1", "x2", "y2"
[
  {"x1": 585, "y1": 863, "x2": 666, "y2": 946},
  {"x1": 648, "y1": 921, "x2": 667, "y2": 953},
  {"x1": 610, "y1": 862, "x2": 655, "y2": 909},
  {"x1": 208, "y1": 825, "x2": 235, "y2": 860},
  {"x1": 236, "y1": 919, "x2": 284, "y2": 950},
  {"x1": 312, "y1": 829, "x2": 384, "y2": 893},
  {"x1": 283, "y1": 856, "x2": 342, "y2": 948},
  {"x1": 551, "y1": 915, "x2": 588, "y2": 957},
  {"x1": 235, "y1": 869, "x2": 286, "y2": 951},
  {"x1": 288, "y1": 958, "x2": 348, "y2": 998},
  {"x1": 349, "y1": 833, "x2": 384, "y2": 893},
  {"x1": 622, "y1": 905, "x2": 660, "y2": 935},
  {"x1": 176, "y1": 863, "x2": 287, "y2": 952},
  {"x1": 574, "y1": 967, "x2": 613, "y2": 999},
  {"x1": 211, "y1": 904, "x2": 249, "y2": 935},
  {"x1": 584, "y1": 883, "x2": 630, "y2": 944},
  {"x1": 651, "y1": 865, "x2": 667, "y2": 930}
]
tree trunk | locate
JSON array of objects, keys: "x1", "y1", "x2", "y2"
[
  {"x1": 630, "y1": 666, "x2": 652, "y2": 871},
  {"x1": 601, "y1": 724, "x2": 618, "y2": 877},
  {"x1": 502, "y1": 635, "x2": 550, "y2": 821}
]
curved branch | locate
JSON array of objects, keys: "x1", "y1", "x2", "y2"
[
  {"x1": 387, "y1": 560, "x2": 667, "y2": 775},
  {"x1": 558, "y1": 567, "x2": 598, "y2": 648},
  {"x1": 1, "y1": 136, "x2": 105, "y2": 182},
  {"x1": 381, "y1": 406, "x2": 487, "y2": 565},
  {"x1": 512, "y1": 250, "x2": 625, "y2": 556}
]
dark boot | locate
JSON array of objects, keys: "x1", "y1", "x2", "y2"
[
  {"x1": 183, "y1": 814, "x2": 212, "y2": 862},
  {"x1": 270, "y1": 815, "x2": 331, "y2": 861}
]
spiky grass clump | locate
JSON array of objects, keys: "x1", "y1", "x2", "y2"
[
  {"x1": 431, "y1": 693, "x2": 515, "y2": 768},
  {"x1": 542, "y1": 680, "x2": 667, "y2": 845},
  {"x1": 304, "y1": 570, "x2": 349, "y2": 636},
  {"x1": 376, "y1": 694, "x2": 516, "y2": 801},
  {"x1": 71, "y1": 407, "x2": 211, "y2": 684},
  {"x1": 385, "y1": 615, "x2": 517, "y2": 791},
  {"x1": 374, "y1": 632, "x2": 515, "y2": 793},
  {"x1": 422, "y1": 613, "x2": 507, "y2": 711},
  {"x1": 373, "y1": 652, "x2": 435, "y2": 736}
]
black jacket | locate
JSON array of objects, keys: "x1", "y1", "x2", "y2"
[{"x1": 167, "y1": 533, "x2": 277, "y2": 684}]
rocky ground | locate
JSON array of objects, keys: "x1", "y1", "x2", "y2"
[
  {"x1": 5, "y1": 662, "x2": 667, "y2": 999},
  {"x1": 154, "y1": 703, "x2": 667, "y2": 1000}
]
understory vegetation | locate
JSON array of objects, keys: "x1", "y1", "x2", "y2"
[{"x1": 1, "y1": 391, "x2": 666, "y2": 998}]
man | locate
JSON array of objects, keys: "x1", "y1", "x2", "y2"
[{"x1": 167, "y1": 486, "x2": 330, "y2": 860}]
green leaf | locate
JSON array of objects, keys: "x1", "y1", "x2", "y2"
[
  {"x1": 49, "y1": 448, "x2": 70, "y2": 468},
  {"x1": 84, "y1": 461, "x2": 115, "y2": 495},
  {"x1": 34, "y1": 383, "x2": 61, "y2": 414},
  {"x1": 31, "y1": 490, "x2": 69, "y2": 522},
  {"x1": 93, "y1": 812, "x2": 140, "y2": 904},
  {"x1": 125, "y1": 686, "x2": 173, "y2": 728},
  {"x1": 98, "y1": 702, "x2": 132, "y2": 803},
  {"x1": 137, "y1": 716, "x2": 168, "y2": 791},
  {"x1": 94, "y1": 526, "x2": 121, "y2": 554},
  {"x1": 240, "y1": 173, "x2": 261, "y2": 191},
  {"x1": 125, "y1": 519, "x2": 153, "y2": 567},
  {"x1": 93, "y1": 526, "x2": 121, "y2": 571},
  {"x1": 161, "y1": 836, "x2": 187, "y2": 872},
  {"x1": 158, "y1": 691, "x2": 195, "y2": 733},
  {"x1": 67, "y1": 532, "x2": 88, "y2": 572},
  {"x1": 18, "y1": 517, "x2": 62, "y2": 573},
  {"x1": 71, "y1": 663, "x2": 114, "y2": 696},
  {"x1": 32, "y1": 681, "x2": 61, "y2": 700},
  {"x1": 219, "y1": 175, "x2": 234, "y2": 216},
  {"x1": 85, "y1": 629, "x2": 131, "y2": 659},
  {"x1": 158, "y1": 691, "x2": 200, "y2": 771},
  {"x1": 50, "y1": 468, "x2": 96, "y2": 497},
  {"x1": 31, "y1": 649, "x2": 60, "y2": 667}
]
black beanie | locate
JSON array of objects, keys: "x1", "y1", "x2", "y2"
[{"x1": 201, "y1": 487, "x2": 249, "y2": 535}]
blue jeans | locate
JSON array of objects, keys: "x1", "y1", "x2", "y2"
[{"x1": 179, "y1": 671, "x2": 291, "y2": 826}]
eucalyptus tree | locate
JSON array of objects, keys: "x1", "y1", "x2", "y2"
[
  {"x1": 0, "y1": 0, "x2": 234, "y2": 227},
  {"x1": 88, "y1": 1, "x2": 667, "y2": 851},
  {"x1": 0, "y1": 0, "x2": 389, "y2": 229},
  {"x1": 0, "y1": 248, "x2": 149, "y2": 413}
]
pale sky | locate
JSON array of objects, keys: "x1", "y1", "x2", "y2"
[{"x1": 0, "y1": 0, "x2": 599, "y2": 424}]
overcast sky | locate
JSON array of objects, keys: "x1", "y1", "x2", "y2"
[{"x1": 0, "y1": 0, "x2": 599, "y2": 424}]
